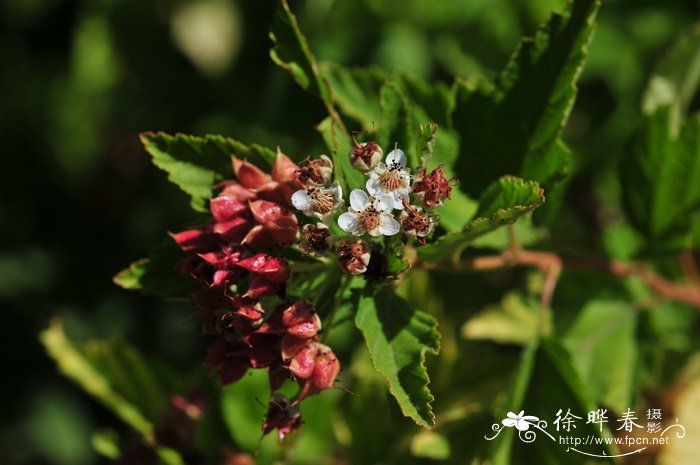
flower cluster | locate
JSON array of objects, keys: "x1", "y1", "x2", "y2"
[
  {"x1": 171, "y1": 150, "x2": 341, "y2": 440},
  {"x1": 340, "y1": 141, "x2": 456, "y2": 253},
  {"x1": 289, "y1": 139, "x2": 456, "y2": 276}
]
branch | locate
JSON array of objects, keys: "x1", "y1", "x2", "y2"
[{"x1": 420, "y1": 250, "x2": 700, "y2": 310}]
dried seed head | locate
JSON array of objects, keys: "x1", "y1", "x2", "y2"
[
  {"x1": 300, "y1": 223, "x2": 332, "y2": 256},
  {"x1": 349, "y1": 140, "x2": 383, "y2": 171},
  {"x1": 412, "y1": 166, "x2": 458, "y2": 208},
  {"x1": 336, "y1": 239, "x2": 371, "y2": 275},
  {"x1": 297, "y1": 155, "x2": 333, "y2": 186},
  {"x1": 400, "y1": 200, "x2": 435, "y2": 244}
]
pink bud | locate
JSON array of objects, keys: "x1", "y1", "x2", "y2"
[
  {"x1": 232, "y1": 156, "x2": 272, "y2": 189},
  {"x1": 289, "y1": 342, "x2": 318, "y2": 379},
  {"x1": 170, "y1": 228, "x2": 219, "y2": 253},
  {"x1": 212, "y1": 217, "x2": 254, "y2": 243},
  {"x1": 237, "y1": 254, "x2": 290, "y2": 284},
  {"x1": 272, "y1": 149, "x2": 302, "y2": 184},
  {"x1": 210, "y1": 196, "x2": 248, "y2": 223},
  {"x1": 310, "y1": 344, "x2": 340, "y2": 390}
]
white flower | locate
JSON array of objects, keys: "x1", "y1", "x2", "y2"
[
  {"x1": 366, "y1": 147, "x2": 412, "y2": 210},
  {"x1": 337, "y1": 189, "x2": 400, "y2": 237},
  {"x1": 291, "y1": 181, "x2": 343, "y2": 219},
  {"x1": 502, "y1": 411, "x2": 539, "y2": 432}
]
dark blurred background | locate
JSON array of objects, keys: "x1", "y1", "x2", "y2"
[{"x1": 1, "y1": 0, "x2": 698, "y2": 463}]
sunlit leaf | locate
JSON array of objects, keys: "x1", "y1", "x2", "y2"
[
  {"x1": 355, "y1": 289, "x2": 440, "y2": 428},
  {"x1": 140, "y1": 132, "x2": 274, "y2": 212},
  {"x1": 419, "y1": 176, "x2": 544, "y2": 262},
  {"x1": 452, "y1": 0, "x2": 600, "y2": 198}
]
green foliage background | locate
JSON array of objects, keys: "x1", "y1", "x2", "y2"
[{"x1": 2, "y1": 0, "x2": 700, "y2": 464}]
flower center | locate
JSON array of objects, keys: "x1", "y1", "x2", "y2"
[
  {"x1": 379, "y1": 169, "x2": 403, "y2": 191},
  {"x1": 308, "y1": 188, "x2": 335, "y2": 214},
  {"x1": 357, "y1": 206, "x2": 380, "y2": 231}
]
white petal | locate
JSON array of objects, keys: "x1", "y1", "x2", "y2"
[
  {"x1": 349, "y1": 189, "x2": 369, "y2": 210},
  {"x1": 374, "y1": 193, "x2": 395, "y2": 213},
  {"x1": 391, "y1": 192, "x2": 405, "y2": 210},
  {"x1": 330, "y1": 181, "x2": 343, "y2": 200},
  {"x1": 386, "y1": 148, "x2": 407, "y2": 167},
  {"x1": 291, "y1": 190, "x2": 312, "y2": 210},
  {"x1": 319, "y1": 154, "x2": 333, "y2": 168},
  {"x1": 366, "y1": 178, "x2": 382, "y2": 196},
  {"x1": 338, "y1": 212, "x2": 359, "y2": 233},
  {"x1": 378, "y1": 215, "x2": 400, "y2": 236}
]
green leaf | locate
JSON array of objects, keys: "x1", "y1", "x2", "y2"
[
  {"x1": 317, "y1": 116, "x2": 366, "y2": 191},
  {"x1": 419, "y1": 176, "x2": 545, "y2": 263},
  {"x1": 452, "y1": 0, "x2": 600, "y2": 197},
  {"x1": 355, "y1": 289, "x2": 440, "y2": 428},
  {"x1": 40, "y1": 320, "x2": 189, "y2": 435},
  {"x1": 113, "y1": 237, "x2": 194, "y2": 298},
  {"x1": 643, "y1": 24, "x2": 700, "y2": 134},
  {"x1": 319, "y1": 63, "x2": 387, "y2": 129},
  {"x1": 269, "y1": 0, "x2": 331, "y2": 103},
  {"x1": 462, "y1": 292, "x2": 542, "y2": 345},
  {"x1": 379, "y1": 81, "x2": 418, "y2": 168},
  {"x1": 140, "y1": 132, "x2": 274, "y2": 212},
  {"x1": 410, "y1": 430, "x2": 451, "y2": 460},
  {"x1": 563, "y1": 300, "x2": 637, "y2": 413},
  {"x1": 620, "y1": 107, "x2": 700, "y2": 249}
]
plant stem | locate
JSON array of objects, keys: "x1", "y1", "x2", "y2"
[{"x1": 420, "y1": 250, "x2": 700, "y2": 310}]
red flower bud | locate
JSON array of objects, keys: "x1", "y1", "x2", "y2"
[
  {"x1": 272, "y1": 149, "x2": 302, "y2": 184},
  {"x1": 232, "y1": 156, "x2": 272, "y2": 189},
  {"x1": 310, "y1": 344, "x2": 340, "y2": 390},
  {"x1": 170, "y1": 228, "x2": 219, "y2": 254},
  {"x1": 237, "y1": 254, "x2": 290, "y2": 284},
  {"x1": 289, "y1": 342, "x2": 319, "y2": 379},
  {"x1": 210, "y1": 196, "x2": 248, "y2": 223}
]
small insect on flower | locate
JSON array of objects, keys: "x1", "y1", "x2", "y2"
[
  {"x1": 296, "y1": 155, "x2": 333, "y2": 186},
  {"x1": 412, "y1": 165, "x2": 458, "y2": 208},
  {"x1": 300, "y1": 223, "x2": 332, "y2": 256},
  {"x1": 349, "y1": 138, "x2": 383, "y2": 171},
  {"x1": 400, "y1": 199, "x2": 435, "y2": 244},
  {"x1": 366, "y1": 147, "x2": 412, "y2": 210},
  {"x1": 336, "y1": 239, "x2": 371, "y2": 275},
  {"x1": 337, "y1": 189, "x2": 400, "y2": 237},
  {"x1": 291, "y1": 181, "x2": 344, "y2": 219}
]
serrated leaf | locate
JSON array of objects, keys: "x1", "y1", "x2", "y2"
[
  {"x1": 269, "y1": 0, "x2": 331, "y2": 103},
  {"x1": 419, "y1": 176, "x2": 544, "y2": 262},
  {"x1": 319, "y1": 63, "x2": 387, "y2": 128},
  {"x1": 140, "y1": 132, "x2": 274, "y2": 212},
  {"x1": 113, "y1": 237, "x2": 194, "y2": 298},
  {"x1": 452, "y1": 0, "x2": 600, "y2": 197},
  {"x1": 355, "y1": 289, "x2": 440, "y2": 428},
  {"x1": 40, "y1": 320, "x2": 188, "y2": 435},
  {"x1": 620, "y1": 108, "x2": 700, "y2": 249}
]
